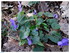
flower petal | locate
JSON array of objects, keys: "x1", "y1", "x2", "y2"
[
  {"x1": 33, "y1": 9, "x2": 37, "y2": 15},
  {"x1": 10, "y1": 19, "x2": 17, "y2": 30},
  {"x1": 53, "y1": 14, "x2": 58, "y2": 18},
  {"x1": 36, "y1": 28, "x2": 38, "y2": 31},
  {"x1": 57, "y1": 38, "x2": 69, "y2": 47},
  {"x1": 18, "y1": 1, "x2": 22, "y2": 12},
  {"x1": 27, "y1": 37, "x2": 32, "y2": 45},
  {"x1": 62, "y1": 38, "x2": 69, "y2": 43},
  {"x1": 57, "y1": 41, "x2": 63, "y2": 46},
  {"x1": 62, "y1": 42, "x2": 68, "y2": 46}
]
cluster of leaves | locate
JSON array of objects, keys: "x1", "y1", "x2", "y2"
[
  {"x1": 11, "y1": 11, "x2": 62, "y2": 51},
  {"x1": 28, "y1": 1, "x2": 40, "y2": 6}
]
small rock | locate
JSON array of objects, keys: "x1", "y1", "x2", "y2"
[
  {"x1": 62, "y1": 46, "x2": 69, "y2": 52},
  {"x1": 21, "y1": 1, "x2": 30, "y2": 6},
  {"x1": 60, "y1": 1, "x2": 69, "y2": 17},
  {"x1": 59, "y1": 19, "x2": 69, "y2": 35}
]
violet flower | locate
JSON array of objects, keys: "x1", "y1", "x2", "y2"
[
  {"x1": 36, "y1": 28, "x2": 38, "y2": 31},
  {"x1": 53, "y1": 14, "x2": 58, "y2": 18},
  {"x1": 18, "y1": 1, "x2": 22, "y2": 12},
  {"x1": 10, "y1": 19, "x2": 17, "y2": 30},
  {"x1": 33, "y1": 9, "x2": 37, "y2": 15},
  {"x1": 57, "y1": 38, "x2": 69, "y2": 47},
  {"x1": 26, "y1": 37, "x2": 32, "y2": 45}
]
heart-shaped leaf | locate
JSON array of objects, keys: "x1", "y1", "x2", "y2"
[
  {"x1": 46, "y1": 19, "x2": 57, "y2": 25},
  {"x1": 44, "y1": 12, "x2": 54, "y2": 17},
  {"x1": 38, "y1": 12, "x2": 44, "y2": 17},
  {"x1": 31, "y1": 29, "x2": 38, "y2": 36},
  {"x1": 32, "y1": 36, "x2": 40, "y2": 44},
  {"x1": 19, "y1": 39, "x2": 27, "y2": 46},
  {"x1": 36, "y1": 18, "x2": 44, "y2": 25},
  {"x1": 48, "y1": 31, "x2": 62, "y2": 43},
  {"x1": 51, "y1": 23, "x2": 60, "y2": 29},
  {"x1": 33, "y1": 45, "x2": 44, "y2": 51},
  {"x1": 20, "y1": 27, "x2": 30, "y2": 39},
  {"x1": 37, "y1": 41, "x2": 44, "y2": 46}
]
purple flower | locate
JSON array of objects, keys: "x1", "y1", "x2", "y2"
[
  {"x1": 53, "y1": 14, "x2": 58, "y2": 18},
  {"x1": 27, "y1": 37, "x2": 32, "y2": 45},
  {"x1": 36, "y1": 28, "x2": 38, "y2": 31},
  {"x1": 62, "y1": 38, "x2": 69, "y2": 43},
  {"x1": 18, "y1": 1, "x2": 22, "y2": 12},
  {"x1": 33, "y1": 9, "x2": 37, "y2": 15},
  {"x1": 10, "y1": 19, "x2": 17, "y2": 30},
  {"x1": 57, "y1": 38, "x2": 69, "y2": 47}
]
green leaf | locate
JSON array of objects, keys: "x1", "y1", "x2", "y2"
[
  {"x1": 19, "y1": 26, "x2": 25, "y2": 32},
  {"x1": 17, "y1": 11, "x2": 34, "y2": 25},
  {"x1": 42, "y1": 34, "x2": 48, "y2": 42},
  {"x1": 24, "y1": 22, "x2": 30, "y2": 28},
  {"x1": 29, "y1": 16, "x2": 34, "y2": 19},
  {"x1": 48, "y1": 35, "x2": 59, "y2": 43},
  {"x1": 33, "y1": 15, "x2": 38, "y2": 20},
  {"x1": 44, "y1": 12, "x2": 54, "y2": 17},
  {"x1": 44, "y1": 26, "x2": 49, "y2": 32},
  {"x1": 19, "y1": 26, "x2": 25, "y2": 39},
  {"x1": 46, "y1": 19, "x2": 57, "y2": 25},
  {"x1": 41, "y1": 23, "x2": 49, "y2": 32},
  {"x1": 50, "y1": 31, "x2": 62, "y2": 39},
  {"x1": 23, "y1": 31, "x2": 29, "y2": 38},
  {"x1": 42, "y1": 23, "x2": 48, "y2": 27},
  {"x1": 32, "y1": 36, "x2": 40, "y2": 44},
  {"x1": 31, "y1": 29, "x2": 38, "y2": 36},
  {"x1": 36, "y1": 18, "x2": 44, "y2": 25},
  {"x1": 37, "y1": 41, "x2": 44, "y2": 46},
  {"x1": 51, "y1": 23, "x2": 60, "y2": 29},
  {"x1": 48, "y1": 31, "x2": 62, "y2": 43},
  {"x1": 29, "y1": 1, "x2": 39, "y2": 6},
  {"x1": 23, "y1": 19, "x2": 35, "y2": 24},
  {"x1": 38, "y1": 12, "x2": 44, "y2": 17},
  {"x1": 30, "y1": 25, "x2": 36, "y2": 30},
  {"x1": 14, "y1": 11, "x2": 27, "y2": 24},
  {"x1": 33, "y1": 45, "x2": 44, "y2": 51},
  {"x1": 19, "y1": 31, "x2": 24, "y2": 39},
  {"x1": 19, "y1": 39, "x2": 27, "y2": 46},
  {"x1": 10, "y1": 24, "x2": 17, "y2": 31},
  {"x1": 17, "y1": 12, "x2": 25, "y2": 24},
  {"x1": 17, "y1": 15, "x2": 27, "y2": 25},
  {"x1": 39, "y1": 31, "x2": 48, "y2": 42},
  {"x1": 20, "y1": 27, "x2": 30, "y2": 39},
  {"x1": 39, "y1": 30, "x2": 44, "y2": 40},
  {"x1": 20, "y1": 11, "x2": 25, "y2": 15},
  {"x1": 23, "y1": 27, "x2": 30, "y2": 39}
]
